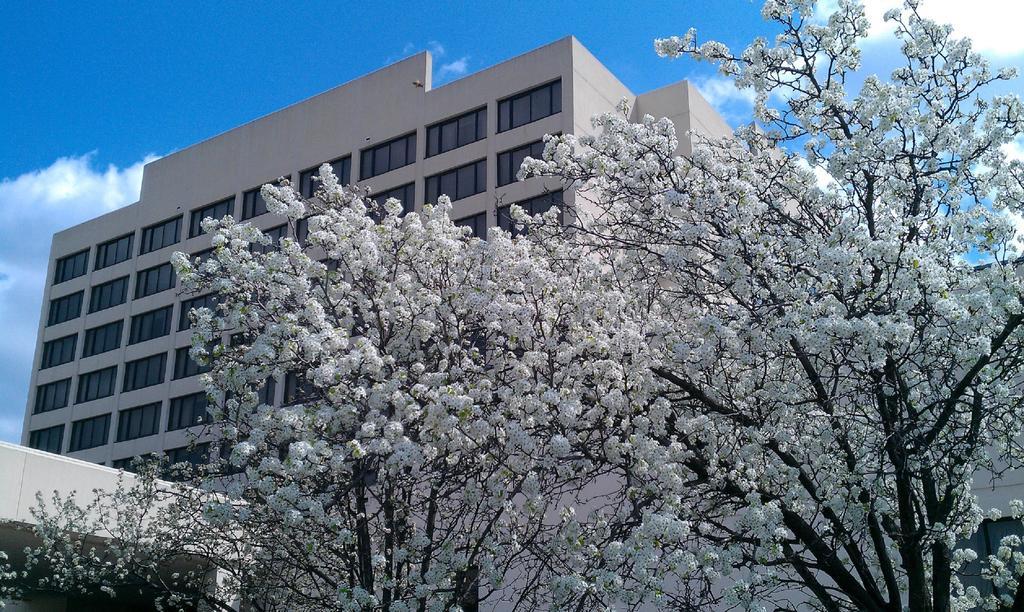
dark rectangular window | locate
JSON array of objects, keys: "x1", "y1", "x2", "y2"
[
  {"x1": 173, "y1": 346, "x2": 211, "y2": 380},
  {"x1": 76, "y1": 366, "x2": 117, "y2": 404},
  {"x1": 166, "y1": 443, "x2": 210, "y2": 467},
  {"x1": 47, "y1": 291, "x2": 83, "y2": 326},
  {"x1": 296, "y1": 217, "x2": 311, "y2": 245},
  {"x1": 40, "y1": 334, "x2": 77, "y2": 369},
  {"x1": 112, "y1": 453, "x2": 157, "y2": 472},
  {"x1": 370, "y1": 183, "x2": 415, "y2": 219},
  {"x1": 53, "y1": 250, "x2": 89, "y2": 285},
  {"x1": 94, "y1": 233, "x2": 133, "y2": 270},
  {"x1": 179, "y1": 293, "x2": 219, "y2": 331},
  {"x1": 29, "y1": 425, "x2": 64, "y2": 454},
  {"x1": 69, "y1": 413, "x2": 111, "y2": 452},
  {"x1": 168, "y1": 392, "x2": 209, "y2": 431},
  {"x1": 129, "y1": 305, "x2": 173, "y2": 344},
  {"x1": 116, "y1": 402, "x2": 161, "y2": 442},
  {"x1": 498, "y1": 191, "x2": 564, "y2": 237},
  {"x1": 34, "y1": 378, "x2": 71, "y2": 414},
  {"x1": 300, "y1": 156, "x2": 351, "y2": 198},
  {"x1": 497, "y1": 140, "x2": 545, "y2": 187},
  {"x1": 455, "y1": 212, "x2": 488, "y2": 239},
  {"x1": 359, "y1": 133, "x2": 416, "y2": 180},
  {"x1": 189, "y1": 197, "x2": 235, "y2": 238},
  {"x1": 258, "y1": 377, "x2": 277, "y2": 406},
  {"x1": 241, "y1": 187, "x2": 268, "y2": 220},
  {"x1": 135, "y1": 263, "x2": 175, "y2": 299},
  {"x1": 192, "y1": 247, "x2": 214, "y2": 265},
  {"x1": 425, "y1": 159, "x2": 486, "y2": 204},
  {"x1": 139, "y1": 216, "x2": 181, "y2": 255},
  {"x1": 283, "y1": 371, "x2": 318, "y2": 405},
  {"x1": 82, "y1": 320, "x2": 123, "y2": 358},
  {"x1": 88, "y1": 276, "x2": 129, "y2": 313},
  {"x1": 123, "y1": 352, "x2": 166, "y2": 392},
  {"x1": 497, "y1": 80, "x2": 562, "y2": 132},
  {"x1": 250, "y1": 224, "x2": 287, "y2": 255},
  {"x1": 426, "y1": 107, "x2": 487, "y2": 157},
  {"x1": 242, "y1": 177, "x2": 288, "y2": 220}
]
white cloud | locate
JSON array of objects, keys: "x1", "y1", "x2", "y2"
[
  {"x1": 0, "y1": 152, "x2": 156, "y2": 444},
  {"x1": 1003, "y1": 138, "x2": 1024, "y2": 163},
  {"x1": 427, "y1": 41, "x2": 445, "y2": 57},
  {"x1": 436, "y1": 57, "x2": 470, "y2": 83},
  {"x1": 796, "y1": 156, "x2": 841, "y2": 190},
  {"x1": 693, "y1": 75, "x2": 757, "y2": 109},
  {"x1": 816, "y1": 0, "x2": 1024, "y2": 57}
]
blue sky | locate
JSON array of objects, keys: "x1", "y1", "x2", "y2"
[{"x1": 0, "y1": 0, "x2": 1021, "y2": 443}]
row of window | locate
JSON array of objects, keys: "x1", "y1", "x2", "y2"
[
  {"x1": 47, "y1": 262, "x2": 176, "y2": 327},
  {"x1": 34, "y1": 347, "x2": 211, "y2": 414},
  {"x1": 44, "y1": 186, "x2": 559, "y2": 373},
  {"x1": 30, "y1": 373, "x2": 291, "y2": 454},
  {"x1": 51, "y1": 77, "x2": 564, "y2": 287},
  {"x1": 110, "y1": 442, "x2": 213, "y2": 473},
  {"x1": 52, "y1": 216, "x2": 181, "y2": 286},
  {"x1": 27, "y1": 391, "x2": 213, "y2": 454}
]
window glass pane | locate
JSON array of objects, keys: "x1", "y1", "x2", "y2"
[
  {"x1": 373, "y1": 147, "x2": 389, "y2": 175},
  {"x1": 512, "y1": 95, "x2": 530, "y2": 128},
  {"x1": 426, "y1": 126, "x2": 440, "y2": 157},
  {"x1": 497, "y1": 152, "x2": 512, "y2": 187},
  {"x1": 360, "y1": 150, "x2": 373, "y2": 180},
  {"x1": 391, "y1": 138, "x2": 408, "y2": 168},
  {"x1": 530, "y1": 86, "x2": 552, "y2": 121},
  {"x1": 441, "y1": 122, "x2": 458, "y2": 152},
  {"x1": 511, "y1": 148, "x2": 530, "y2": 183},
  {"x1": 551, "y1": 80, "x2": 562, "y2": 113},
  {"x1": 333, "y1": 157, "x2": 351, "y2": 184},
  {"x1": 476, "y1": 108, "x2": 488, "y2": 140},
  {"x1": 456, "y1": 113, "x2": 475, "y2": 147},
  {"x1": 498, "y1": 100, "x2": 511, "y2": 132},
  {"x1": 425, "y1": 177, "x2": 439, "y2": 205},
  {"x1": 440, "y1": 172, "x2": 457, "y2": 201},
  {"x1": 299, "y1": 168, "x2": 316, "y2": 199},
  {"x1": 475, "y1": 160, "x2": 487, "y2": 193},
  {"x1": 456, "y1": 165, "x2": 476, "y2": 200}
]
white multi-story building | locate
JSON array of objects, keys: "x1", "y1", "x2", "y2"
[{"x1": 20, "y1": 36, "x2": 731, "y2": 469}]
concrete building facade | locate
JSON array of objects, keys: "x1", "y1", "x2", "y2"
[{"x1": 20, "y1": 36, "x2": 731, "y2": 468}]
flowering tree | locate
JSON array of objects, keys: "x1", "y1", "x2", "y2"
[
  {"x1": 517, "y1": 0, "x2": 1024, "y2": 609},
  {"x1": 5, "y1": 0, "x2": 1024, "y2": 610}
]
